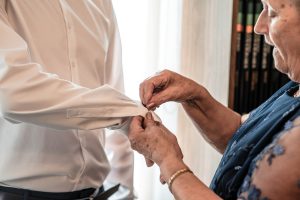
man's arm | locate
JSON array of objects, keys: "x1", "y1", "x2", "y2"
[
  {"x1": 0, "y1": 9, "x2": 147, "y2": 131},
  {"x1": 102, "y1": 2, "x2": 135, "y2": 197}
]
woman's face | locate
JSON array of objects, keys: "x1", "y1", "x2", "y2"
[{"x1": 254, "y1": 0, "x2": 300, "y2": 82}]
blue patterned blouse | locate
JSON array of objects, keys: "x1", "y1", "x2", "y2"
[{"x1": 210, "y1": 81, "x2": 300, "y2": 199}]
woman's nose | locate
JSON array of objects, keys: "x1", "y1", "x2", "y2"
[{"x1": 254, "y1": 11, "x2": 268, "y2": 35}]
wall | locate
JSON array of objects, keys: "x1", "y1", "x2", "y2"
[{"x1": 177, "y1": 0, "x2": 234, "y2": 185}]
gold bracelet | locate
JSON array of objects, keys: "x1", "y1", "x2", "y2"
[{"x1": 167, "y1": 168, "x2": 193, "y2": 193}]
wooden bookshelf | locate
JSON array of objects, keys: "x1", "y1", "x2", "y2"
[{"x1": 228, "y1": 0, "x2": 289, "y2": 114}]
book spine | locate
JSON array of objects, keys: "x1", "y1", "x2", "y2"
[
  {"x1": 242, "y1": 0, "x2": 254, "y2": 113},
  {"x1": 234, "y1": 0, "x2": 244, "y2": 112}
]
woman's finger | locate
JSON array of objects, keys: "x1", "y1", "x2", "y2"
[
  {"x1": 128, "y1": 116, "x2": 144, "y2": 139},
  {"x1": 143, "y1": 112, "x2": 159, "y2": 128},
  {"x1": 139, "y1": 82, "x2": 145, "y2": 105},
  {"x1": 147, "y1": 86, "x2": 180, "y2": 109},
  {"x1": 145, "y1": 157, "x2": 154, "y2": 167},
  {"x1": 140, "y1": 75, "x2": 168, "y2": 108},
  {"x1": 160, "y1": 174, "x2": 166, "y2": 185},
  {"x1": 139, "y1": 78, "x2": 156, "y2": 106}
]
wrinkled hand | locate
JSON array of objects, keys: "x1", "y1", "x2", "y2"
[
  {"x1": 144, "y1": 157, "x2": 154, "y2": 167},
  {"x1": 128, "y1": 112, "x2": 183, "y2": 168},
  {"x1": 139, "y1": 69, "x2": 201, "y2": 110}
]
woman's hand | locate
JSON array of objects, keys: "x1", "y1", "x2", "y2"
[
  {"x1": 139, "y1": 70, "x2": 202, "y2": 110},
  {"x1": 129, "y1": 113, "x2": 222, "y2": 200},
  {"x1": 139, "y1": 70, "x2": 240, "y2": 154},
  {"x1": 128, "y1": 112, "x2": 183, "y2": 168}
]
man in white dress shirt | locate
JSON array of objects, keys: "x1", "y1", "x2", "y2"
[{"x1": 0, "y1": 0, "x2": 148, "y2": 199}]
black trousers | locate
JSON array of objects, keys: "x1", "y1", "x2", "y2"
[{"x1": 0, "y1": 184, "x2": 119, "y2": 200}]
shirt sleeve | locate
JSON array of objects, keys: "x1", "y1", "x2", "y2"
[
  {"x1": 238, "y1": 117, "x2": 300, "y2": 200},
  {"x1": 0, "y1": 8, "x2": 147, "y2": 131}
]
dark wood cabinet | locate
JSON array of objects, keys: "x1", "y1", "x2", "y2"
[{"x1": 228, "y1": 0, "x2": 289, "y2": 114}]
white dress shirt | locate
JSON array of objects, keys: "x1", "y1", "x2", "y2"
[{"x1": 0, "y1": 0, "x2": 148, "y2": 194}]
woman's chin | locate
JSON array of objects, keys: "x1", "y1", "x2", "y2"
[
  {"x1": 287, "y1": 72, "x2": 300, "y2": 83},
  {"x1": 273, "y1": 61, "x2": 287, "y2": 74},
  {"x1": 273, "y1": 49, "x2": 288, "y2": 75}
]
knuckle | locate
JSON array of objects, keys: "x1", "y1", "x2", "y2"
[
  {"x1": 172, "y1": 135, "x2": 178, "y2": 143},
  {"x1": 162, "y1": 69, "x2": 169, "y2": 74},
  {"x1": 128, "y1": 133, "x2": 138, "y2": 143},
  {"x1": 154, "y1": 121, "x2": 161, "y2": 126},
  {"x1": 128, "y1": 135, "x2": 134, "y2": 143},
  {"x1": 129, "y1": 141, "x2": 136, "y2": 149},
  {"x1": 139, "y1": 82, "x2": 144, "y2": 90}
]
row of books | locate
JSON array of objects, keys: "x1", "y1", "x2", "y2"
[{"x1": 233, "y1": 0, "x2": 289, "y2": 114}]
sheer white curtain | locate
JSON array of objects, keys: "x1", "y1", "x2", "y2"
[
  {"x1": 112, "y1": 0, "x2": 233, "y2": 199},
  {"x1": 112, "y1": 0, "x2": 182, "y2": 199},
  {"x1": 178, "y1": 0, "x2": 234, "y2": 185}
]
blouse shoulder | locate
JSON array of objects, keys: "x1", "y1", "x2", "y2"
[
  {"x1": 238, "y1": 117, "x2": 300, "y2": 200},
  {"x1": 249, "y1": 81, "x2": 296, "y2": 118}
]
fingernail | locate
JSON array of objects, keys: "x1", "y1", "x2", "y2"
[
  {"x1": 147, "y1": 103, "x2": 155, "y2": 109},
  {"x1": 146, "y1": 112, "x2": 153, "y2": 119}
]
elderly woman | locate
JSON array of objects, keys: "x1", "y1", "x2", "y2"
[{"x1": 128, "y1": 0, "x2": 300, "y2": 199}]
